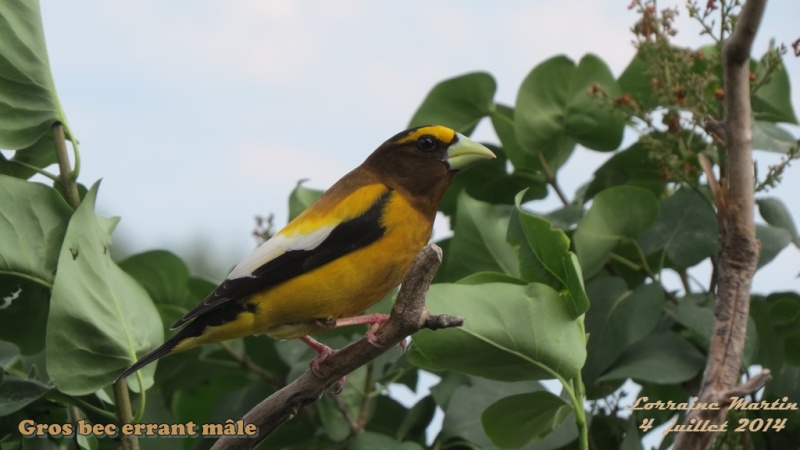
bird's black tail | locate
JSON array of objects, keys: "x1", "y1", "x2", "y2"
[{"x1": 115, "y1": 324, "x2": 197, "y2": 383}]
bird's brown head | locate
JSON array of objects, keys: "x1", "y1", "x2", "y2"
[{"x1": 362, "y1": 125, "x2": 495, "y2": 213}]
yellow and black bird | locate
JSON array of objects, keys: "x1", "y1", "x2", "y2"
[{"x1": 117, "y1": 125, "x2": 494, "y2": 381}]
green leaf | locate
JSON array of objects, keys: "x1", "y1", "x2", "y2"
[
  {"x1": 574, "y1": 186, "x2": 659, "y2": 277},
  {"x1": 0, "y1": 175, "x2": 72, "y2": 286},
  {"x1": 0, "y1": 340, "x2": 20, "y2": 368},
  {"x1": 491, "y1": 103, "x2": 573, "y2": 175},
  {"x1": 288, "y1": 180, "x2": 323, "y2": 221},
  {"x1": 46, "y1": 182, "x2": 163, "y2": 395},
  {"x1": 408, "y1": 72, "x2": 496, "y2": 135},
  {"x1": 0, "y1": 135, "x2": 57, "y2": 179},
  {"x1": 758, "y1": 197, "x2": 800, "y2": 248},
  {"x1": 119, "y1": 250, "x2": 201, "y2": 332},
  {"x1": 765, "y1": 292, "x2": 800, "y2": 365},
  {"x1": 0, "y1": 0, "x2": 66, "y2": 149},
  {"x1": 119, "y1": 250, "x2": 191, "y2": 305},
  {"x1": 349, "y1": 432, "x2": 425, "y2": 450},
  {"x1": 411, "y1": 282, "x2": 586, "y2": 382},
  {"x1": 444, "y1": 192, "x2": 519, "y2": 281},
  {"x1": 597, "y1": 332, "x2": 705, "y2": 384},
  {"x1": 639, "y1": 188, "x2": 718, "y2": 268},
  {"x1": 756, "y1": 223, "x2": 792, "y2": 268},
  {"x1": 667, "y1": 293, "x2": 758, "y2": 366},
  {"x1": 439, "y1": 377, "x2": 578, "y2": 450},
  {"x1": 752, "y1": 53, "x2": 798, "y2": 124},
  {"x1": 585, "y1": 140, "x2": 666, "y2": 201},
  {"x1": 618, "y1": 51, "x2": 653, "y2": 108},
  {"x1": 509, "y1": 192, "x2": 588, "y2": 317},
  {"x1": 515, "y1": 54, "x2": 624, "y2": 168},
  {"x1": 0, "y1": 275, "x2": 49, "y2": 354},
  {"x1": 396, "y1": 396, "x2": 436, "y2": 443},
  {"x1": 482, "y1": 391, "x2": 572, "y2": 448},
  {"x1": 0, "y1": 376, "x2": 50, "y2": 416},
  {"x1": 752, "y1": 121, "x2": 798, "y2": 153},
  {"x1": 583, "y1": 278, "x2": 666, "y2": 386}
]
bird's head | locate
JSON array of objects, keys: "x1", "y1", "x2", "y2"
[{"x1": 363, "y1": 125, "x2": 495, "y2": 205}]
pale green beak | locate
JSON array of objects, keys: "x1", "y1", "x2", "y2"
[{"x1": 446, "y1": 133, "x2": 496, "y2": 171}]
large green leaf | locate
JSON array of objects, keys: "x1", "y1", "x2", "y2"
[
  {"x1": 0, "y1": 275, "x2": 49, "y2": 354},
  {"x1": 752, "y1": 121, "x2": 798, "y2": 153},
  {"x1": 46, "y1": 182, "x2": 163, "y2": 395},
  {"x1": 756, "y1": 223, "x2": 792, "y2": 268},
  {"x1": 0, "y1": 0, "x2": 66, "y2": 149},
  {"x1": 584, "y1": 140, "x2": 666, "y2": 201},
  {"x1": 758, "y1": 197, "x2": 800, "y2": 248},
  {"x1": 639, "y1": 188, "x2": 718, "y2": 268},
  {"x1": 617, "y1": 51, "x2": 653, "y2": 108},
  {"x1": 444, "y1": 192, "x2": 519, "y2": 281},
  {"x1": 766, "y1": 292, "x2": 800, "y2": 366},
  {"x1": 596, "y1": 332, "x2": 706, "y2": 384},
  {"x1": 0, "y1": 175, "x2": 72, "y2": 285},
  {"x1": 439, "y1": 377, "x2": 578, "y2": 450},
  {"x1": 0, "y1": 376, "x2": 50, "y2": 416},
  {"x1": 410, "y1": 282, "x2": 586, "y2": 382},
  {"x1": 515, "y1": 54, "x2": 624, "y2": 168},
  {"x1": 752, "y1": 52, "x2": 798, "y2": 124},
  {"x1": 349, "y1": 432, "x2": 425, "y2": 450},
  {"x1": 288, "y1": 180, "x2": 323, "y2": 221},
  {"x1": 482, "y1": 391, "x2": 572, "y2": 448},
  {"x1": 574, "y1": 186, "x2": 659, "y2": 277},
  {"x1": 408, "y1": 72, "x2": 496, "y2": 135},
  {"x1": 491, "y1": 103, "x2": 573, "y2": 175},
  {"x1": 508, "y1": 192, "x2": 588, "y2": 318},
  {"x1": 583, "y1": 278, "x2": 665, "y2": 386},
  {"x1": 119, "y1": 250, "x2": 206, "y2": 333}
]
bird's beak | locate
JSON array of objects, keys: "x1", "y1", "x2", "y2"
[{"x1": 446, "y1": 133, "x2": 496, "y2": 171}]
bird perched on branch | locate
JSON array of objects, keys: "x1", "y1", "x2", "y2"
[{"x1": 116, "y1": 125, "x2": 494, "y2": 382}]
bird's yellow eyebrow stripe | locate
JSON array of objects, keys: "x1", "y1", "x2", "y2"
[{"x1": 394, "y1": 125, "x2": 456, "y2": 145}]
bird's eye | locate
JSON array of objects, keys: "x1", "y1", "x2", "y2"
[{"x1": 417, "y1": 135, "x2": 437, "y2": 151}]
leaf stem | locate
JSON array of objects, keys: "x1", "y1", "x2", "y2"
[
  {"x1": 52, "y1": 123, "x2": 80, "y2": 209},
  {"x1": 46, "y1": 390, "x2": 118, "y2": 421},
  {"x1": 537, "y1": 153, "x2": 570, "y2": 206},
  {"x1": 7, "y1": 159, "x2": 60, "y2": 182}
]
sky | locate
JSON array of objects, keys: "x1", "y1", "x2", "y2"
[{"x1": 29, "y1": 1, "x2": 800, "y2": 447}]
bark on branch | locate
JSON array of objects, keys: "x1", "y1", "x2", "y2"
[
  {"x1": 673, "y1": 0, "x2": 770, "y2": 448},
  {"x1": 211, "y1": 243, "x2": 460, "y2": 450}
]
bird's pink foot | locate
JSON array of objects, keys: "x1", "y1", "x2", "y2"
[
  {"x1": 300, "y1": 335, "x2": 337, "y2": 378},
  {"x1": 334, "y1": 313, "x2": 390, "y2": 347}
]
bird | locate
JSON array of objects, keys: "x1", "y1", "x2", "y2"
[{"x1": 116, "y1": 125, "x2": 495, "y2": 383}]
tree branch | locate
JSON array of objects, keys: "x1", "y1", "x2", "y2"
[
  {"x1": 673, "y1": 0, "x2": 769, "y2": 448},
  {"x1": 210, "y1": 244, "x2": 461, "y2": 450}
]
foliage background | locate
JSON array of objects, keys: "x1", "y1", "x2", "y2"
[{"x1": 1, "y1": 0, "x2": 796, "y2": 450}]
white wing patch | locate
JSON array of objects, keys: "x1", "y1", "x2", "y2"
[{"x1": 226, "y1": 226, "x2": 336, "y2": 280}]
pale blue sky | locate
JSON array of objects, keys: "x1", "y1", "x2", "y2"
[{"x1": 40, "y1": 1, "x2": 798, "y2": 288}]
